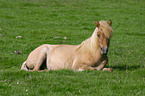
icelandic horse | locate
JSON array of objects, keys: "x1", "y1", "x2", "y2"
[{"x1": 21, "y1": 20, "x2": 113, "y2": 71}]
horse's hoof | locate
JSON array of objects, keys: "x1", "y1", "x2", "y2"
[{"x1": 103, "y1": 68, "x2": 113, "y2": 72}]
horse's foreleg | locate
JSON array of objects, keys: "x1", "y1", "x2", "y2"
[
  {"x1": 72, "y1": 61, "x2": 95, "y2": 71},
  {"x1": 95, "y1": 60, "x2": 107, "y2": 71},
  {"x1": 33, "y1": 47, "x2": 48, "y2": 71},
  {"x1": 95, "y1": 55, "x2": 111, "y2": 71},
  {"x1": 78, "y1": 65, "x2": 95, "y2": 71},
  {"x1": 102, "y1": 68, "x2": 112, "y2": 71}
]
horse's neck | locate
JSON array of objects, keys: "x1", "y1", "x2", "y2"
[
  {"x1": 88, "y1": 27, "x2": 100, "y2": 50},
  {"x1": 90, "y1": 32, "x2": 99, "y2": 50},
  {"x1": 78, "y1": 30, "x2": 100, "y2": 54}
]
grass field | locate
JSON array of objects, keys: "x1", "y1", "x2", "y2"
[{"x1": 0, "y1": 0, "x2": 144, "y2": 95}]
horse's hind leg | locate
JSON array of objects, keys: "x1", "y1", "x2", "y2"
[
  {"x1": 46, "y1": 49, "x2": 50, "y2": 70},
  {"x1": 33, "y1": 46, "x2": 49, "y2": 71}
]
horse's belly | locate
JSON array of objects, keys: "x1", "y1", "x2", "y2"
[
  {"x1": 49, "y1": 58, "x2": 70, "y2": 70},
  {"x1": 48, "y1": 45, "x2": 78, "y2": 70},
  {"x1": 48, "y1": 53, "x2": 72, "y2": 70}
]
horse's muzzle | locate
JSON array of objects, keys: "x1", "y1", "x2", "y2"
[{"x1": 101, "y1": 47, "x2": 108, "y2": 55}]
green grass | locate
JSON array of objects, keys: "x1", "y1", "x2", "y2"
[{"x1": 0, "y1": 0, "x2": 144, "y2": 95}]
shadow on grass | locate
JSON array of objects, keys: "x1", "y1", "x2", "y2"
[{"x1": 112, "y1": 65, "x2": 142, "y2": 70}]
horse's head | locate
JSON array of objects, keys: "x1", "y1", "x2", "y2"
[{"x1": 95, "y1": 20, "x2": 113, "y2": 55}]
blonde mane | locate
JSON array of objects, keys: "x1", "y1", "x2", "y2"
[{"x1": 75, "y1": 27, "x2": 99, "y2": 56}]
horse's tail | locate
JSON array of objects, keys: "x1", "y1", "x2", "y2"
[{"x1": 21, "y1": 61, "x2": 28, "y2": 70}]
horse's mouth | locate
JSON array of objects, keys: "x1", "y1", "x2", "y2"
[{"x1": 101, "y1": 48, "x2": 108, "y2": 55}]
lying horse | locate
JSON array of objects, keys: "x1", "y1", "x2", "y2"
[{"x1": 21, "y1": 20, "x2": 113, "y2": 71}]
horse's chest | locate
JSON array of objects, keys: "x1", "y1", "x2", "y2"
[{"x1": 84, "y1": 55, "x2": 102, "y2": 66}]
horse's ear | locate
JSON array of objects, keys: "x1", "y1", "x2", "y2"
[
  {"x1": 95, "y1": 20, "x2": 100, "y2": 27},
  {"x1": 108, "y1": 20, "x2": 112, "y2": 26}
]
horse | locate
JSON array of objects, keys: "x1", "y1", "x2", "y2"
[{"x1": 21, "y1": 20, "x2": 114, "y2": 71}]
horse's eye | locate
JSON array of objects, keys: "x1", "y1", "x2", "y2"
[{"x1": 97, "y1": 34, "x2": 100, "y2": 37}]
